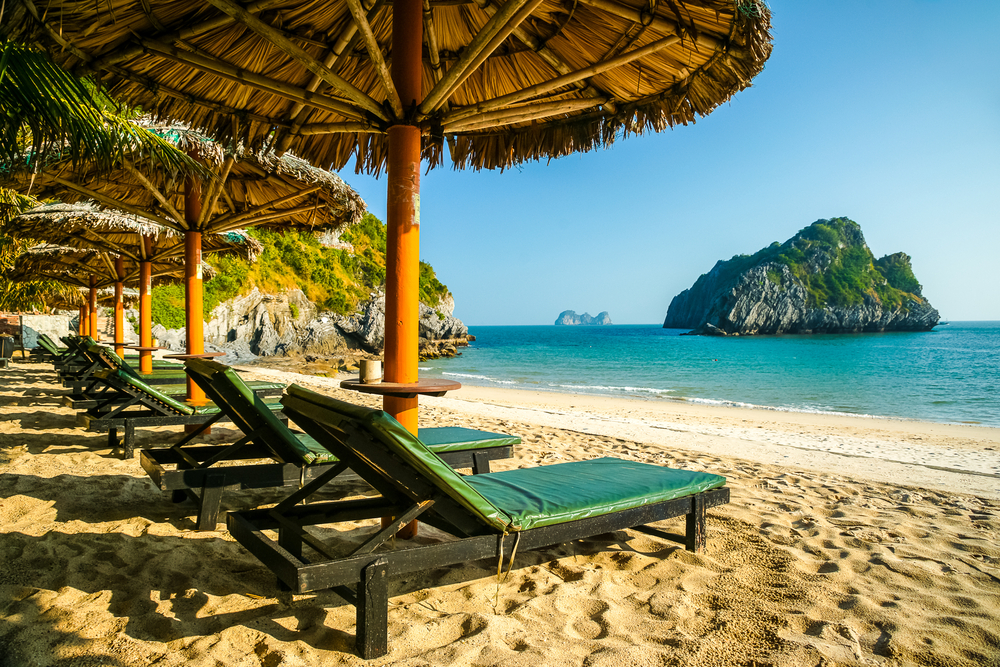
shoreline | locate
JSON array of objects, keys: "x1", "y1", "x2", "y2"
[{"x1": 240, "y1": 365, "x2": 1000, "y2": 500}]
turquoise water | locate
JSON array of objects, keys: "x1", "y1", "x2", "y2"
[{"x1": 419, "y1": 322, "x2": 1000, "y2": 427}]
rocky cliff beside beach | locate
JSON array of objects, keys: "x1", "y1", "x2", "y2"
[
  {"x1": 152, "y1": 288, "x2": 470, "y2": 367},
  {"x1": 664, "y1": 217, "x2": 939, "y2": 335}
]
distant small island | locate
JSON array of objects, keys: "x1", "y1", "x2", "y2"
[
  {"x1": 663, "y1": 217, "x2": 939, "y2": 335},
  {"x1": 555, "y1": 310, "x2": 612, "y2": 326}
]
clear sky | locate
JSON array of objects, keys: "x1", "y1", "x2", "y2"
[{"x1": 338, "y1": 0, "x2": 1000, "y2": 326}]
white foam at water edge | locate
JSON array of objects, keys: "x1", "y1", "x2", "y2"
[
  {"x1": 556, "y1": 384, "x2": 675, "y2": 396},
  {"x1": 443, "y1": 371, "x2": 518, "y2": 385},
  {"x1": 681, "y1": 396, "x2": 888, "y2": 420}
]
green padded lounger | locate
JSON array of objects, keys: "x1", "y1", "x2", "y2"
[
  {"x1": 141, "y1": 358, "x2": 518, "y2": 531},
  {"x1": 228, "y1": 385, "x2": 729, "y2": 658},
  {"x1": 77, "y1": 368, "x2": 286, "y2": 459},
  {"x1": 64, "y1": 344, "x2": 284, "y2": 409}
]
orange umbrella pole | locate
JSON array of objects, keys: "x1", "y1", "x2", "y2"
[
  {"x1": 114, "y1": 256, "x2": 125, "y2": 357},
  {"x1": 381, "y1": 0, "x2": 424, "y2": 542},
  {"x1": 88, "y1": 276, "x2": 98, "y2": 341},
  {"x1": 78, "y1": 306, "x2": 87, "y2": 336},
  {"x1": 139, "y1": 257, "x2": 153, "y2": 374},
  {"x1": 184, "y1": 229, "x2": 206, "y2": 405},
  {"x1": 383, "y1": 0, "x2": 423, "y2": 436}
]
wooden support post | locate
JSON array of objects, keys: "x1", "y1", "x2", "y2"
[
  {"x1": 78, "y1": 306, "x2": 87, "y2": 336},
  {"x1": 382, "y1": 0, "x2": 423, "y2": 540},
  {"x1": 88, "y1": 277, "x2": 98, "y2": 341},
  {"x1": 357, "y1": 557, "x2": 389, "y2": 659},
  {"x1": 139, "y1": 238, "x2": 154, "y2": 374},
  {"x1": 686, "y1": 493, "x2": 706, "y2": 553},
  {"x1": 114, "y1": 256, "x2": 125, "y2": 357}
]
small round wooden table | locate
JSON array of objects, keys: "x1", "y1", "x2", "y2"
[
  {"x1": 163, "y1": 352, "x2": 226, "y2": 360},
  {"x1": 123, "y1": 345, "x2": 167, "y2": 352},
  {"x1": 339, "y1": 378, "x2": 462, "y2": 398}
]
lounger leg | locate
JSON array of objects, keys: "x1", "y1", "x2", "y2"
[
  {"x1": 357, "y1": 557, "x2": 389, "y2": 659},
  {"x1": 196, "y1": 473, "x2": 227, "y2": 531},
  {"x1": 472, "y1": 452, "x2": 491, "y2": 474},
  {"x1": 122, "y1": 424, "x2": 137, "y2": 459},
  {"x1": 107, "y1": 427, "x2": 118, "y2": 451},
  {"x1": 685, "y1": 494, "x2": 706, "y2": 553}
]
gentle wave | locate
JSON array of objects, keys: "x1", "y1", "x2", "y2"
[
  {"x1": 442, "y1": 371, "x2": 518, "y2": 385},
  {"x1": 681, "y1": 396, "x2": 886, "y2": 419},
  {"x1": 555, "y1": 383, "x2": 675, "y2": 396}
]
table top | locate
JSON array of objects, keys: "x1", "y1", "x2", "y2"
[
  {"x1": 340, "y1": 378, "x2": 462, "y2": 398},
  {"x1": 162, "y1": 352, "x2": 226, "y2": 360},
  {"x1": 123, "y1": 345, "x2": 166, "y2": 351}
]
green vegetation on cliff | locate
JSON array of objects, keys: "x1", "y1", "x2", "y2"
[
  {"x1": 151, "y1": 212, "x2": 451, "y2": 328},
  {"x1": 710, "y1": 218, "x2": 924, "y2": 310}
]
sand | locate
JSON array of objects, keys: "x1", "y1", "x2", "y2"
[{"x1": 1, "y1": 359, "x2": 998, "y2": 666}]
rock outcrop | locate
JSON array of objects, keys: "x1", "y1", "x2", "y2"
[
  {"x1": 153, "y1": 287, "x2": 471, "y2": 363},
  {"x1": 664, "y1": 218, "x2": 939, "y2": 335},
  {"x1": 555, "y1": 310, "x2": 613, "y2": 325}
]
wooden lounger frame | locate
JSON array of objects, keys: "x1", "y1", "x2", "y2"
[
  {"x1": 229, "y1": 391, "x2": 730, "y2": 659},
  {"x1": 140, "y1": 360, "x2": 512, "y2": 530}
]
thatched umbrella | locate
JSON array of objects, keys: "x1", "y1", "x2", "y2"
[
  {"x1": 1, "y1": 0, "x2": 770, "y2": 434},
  {"x1": 5, "y1": 201, "x2": 261, "y2": 363},
  {"x1": 8, "y1": 244, "x2": 217, "y2": 344},
  {"x1": 2, "y1": 126, "x2": 364, "y2": 401}
]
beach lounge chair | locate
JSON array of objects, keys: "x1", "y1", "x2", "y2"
[
  {"x1": 228, "y1": 385, "x2": 730, "y2": 658},
  {"x1": 77, "y1": 368, "x2": 286, "y2": 459},
  {"x1": 61, "y1": 344, "x2": 185, "y2": 391},
  {"x1": 62, "y1": 345, "x2": 284, "y2": 409},
  {"x1": 141, "y1": 359, "x2": 519, "y2": 530}
]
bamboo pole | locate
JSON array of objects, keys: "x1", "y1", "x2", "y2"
[
  {"x1": 208, "y1": 185, "x2": 324, "y2": 230},
  {"x1": 92, "y1": 0, "x2": 288, "y2": 69},
  {"x1": 200, "y1": 155, "x2": 236, "y2": 227},
  {"x1": 344, "y1": 0, "x2": 404, "y2": 118},
  {"x1": 79, "y1": 306, "x2": 87, "y2": 336},
  {"x1": 114, "y1": 256, "x2": 125, "y2": 357},
  {"x1": 50, "y1": 178, "x2": 179, "y2": 229},
  {"x1": 419, "y1": 0, "x2": 538, "y2": 114},
  {"x1": 443, "y1": 35, "x2": 678, "y2": 124},
  {"x1": 202, "y1": 0, "x2": 390, "y2": 121},
  {"x1": 296, "y1": 122, "x2": 384, "y2": 136},
  {"x1": 215, "y1": 205, "x2": 325, "y2": 233},
  {"x1": 446, "y1": 97, "x2": 607, "y2": 132},
  {"x1": 471, "y1": 0, "x2": 615, "y2": 112},
  {"x1": 577, "y1": 0, "x2": 724, "y2": 51},
  {"x1": 122, "y1": 163, "x2": 186, "y2": 228},
  {"x1": 141, "y1": 38, "x2": 368, "y2": 120}
]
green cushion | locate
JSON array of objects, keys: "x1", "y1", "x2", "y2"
[
  {"x1": 466, "y1": 458, "x2": 726, "y2": 530},
  {"x1": 284, "y1": 385, "x2": 513, "y2": 531},
  {"x1": 420, "y1": 426, "x2": 521, "y2": 452},
  {"x1": 289, "y1": 434, "x2": 342, "y2": 464},
  {"x1": 216, "y1": 366, "x2": 323, "y2": 465}
]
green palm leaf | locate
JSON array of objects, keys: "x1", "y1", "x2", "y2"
[{"x1": 0, "y1": 41, "x2": 210, "y2": 179}]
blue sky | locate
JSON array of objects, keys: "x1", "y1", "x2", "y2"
[{"x1": 339, "y1": 1, "x2": 1000, "y2": 326}]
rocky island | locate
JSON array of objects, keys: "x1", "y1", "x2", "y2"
[
  {"x1": 555, "y1": 310, "x2": 612, "y2": 325},
  {"x1": 664, "y1": 218, "x2": 939, "y2": 335}
]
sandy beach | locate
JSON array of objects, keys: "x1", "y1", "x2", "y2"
[{"x1": 1, "y1": 359, "x2": 998, "y2": 666}]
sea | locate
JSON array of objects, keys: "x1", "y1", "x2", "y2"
[{"x1": 418, "y1": 321, "x2": 1000, "y2": 428}]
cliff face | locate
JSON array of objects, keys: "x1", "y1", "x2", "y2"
[
  {"x1": 555, "y1": 310, "x2": 612, "y2": 325},
  {"x1": 153, "y1": 288, "x2": 470, "y2": 362},
  {"x1": 664, "y1": 218, "x2": 939, "y2": 335}
]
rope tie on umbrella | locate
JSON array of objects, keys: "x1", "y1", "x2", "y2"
[{"x1": 639, "y1": 0, "x2": 657, "y2": 27}]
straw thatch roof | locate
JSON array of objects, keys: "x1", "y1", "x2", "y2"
[
  {"x1": 44, "y1": 286, "x2": 139, "y2": 309},
  {"x1": 8, "y1": 244, "x2": 216, "y2": 289},
  {"x1": 5, "y1": 202, "x2": 263, "y2": 263},
  {"x1": 0, "y1": 0, "x2": 771, "y2": 174},
  {"x1": 1, "y1": 126, "x2": 366, "y2": 234}
]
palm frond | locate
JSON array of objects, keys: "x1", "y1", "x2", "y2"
[{"x1": 0, "y1": 41, "x2": 211, "y2": 179}]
